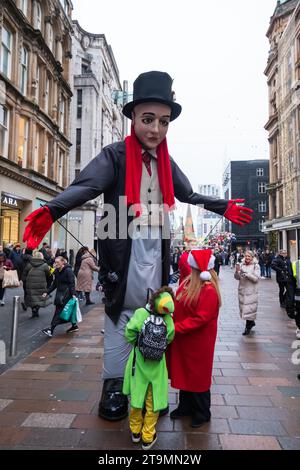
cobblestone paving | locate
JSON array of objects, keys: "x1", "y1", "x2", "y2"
[{"x1": 0, "y1": 266, "x2": 299, "y2": 450}]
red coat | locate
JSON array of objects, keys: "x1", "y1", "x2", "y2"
[
  {"x1": 178, "y1": 251, "x2": 191, "y2": 285},
  {"x1": 168, "y1": 282, "x2": 219, "y2": 392}
]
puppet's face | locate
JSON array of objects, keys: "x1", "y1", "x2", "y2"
[{"x1": 132, "y1": 102, "x2": 171, "y2": 150}]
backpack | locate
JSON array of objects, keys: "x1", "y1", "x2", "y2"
[{"x1": 137, "y1": 314, "x2": 168, "y2": 361}]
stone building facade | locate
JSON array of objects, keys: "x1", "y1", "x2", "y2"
[
  {"x1": 264, "y1": 0, "x2": 300, "y2": 260},
  {"x1": 66, "y1": 20, "x2": 123, "y2": 253},
  {"x1": 0, "y1": 0, "x2": 73, "y2": 250}
]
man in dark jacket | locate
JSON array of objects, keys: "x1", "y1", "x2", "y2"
[
  {"x1": 23, "y1": 71, "x2": 252, "y2": 421},
  {"x1": 271, "y1": 249, "x2": 295, "y2": 316}
]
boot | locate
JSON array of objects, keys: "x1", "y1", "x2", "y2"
[
  {"x1": 243, "y1": 320, "x2": 255, "y2": 336},
  {"x1": 98, "y1": 378, "x2": 128, "y2": 421},
  {"x1": 85, "y1": 292, "x2": 95, "y2": 306}
]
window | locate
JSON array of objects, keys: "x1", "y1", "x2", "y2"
[
  {"x1": 1, "y1": 26, "x2": 12, "y2": 79},
  {"x1": 35, "y1": 64, "x2": 40, "y2": 103},
  {"x1": 20, "y1": 47, "x2": 28, "y2": 95},
  {"x1": 75, "y1": 169, "x2": 80, "y2": 180},
  {"x1": 17, "y1": 117, "x2": 29, "y2": 167},
  {"x1": 60, "y1": 0, "x2": 69, "y2": 14},
  {"x1": 256, "y1": 168, "x2": 264, "y2": 177},
  {"x1": 258, "y1": 201, "x2": 266, "y2": 213},
  {"x1": 19, "y1": 0, "x2": 28, "y2": 16},
  {"x1": 44, "y1": 75, "x2": 49, "y2": 114},
  {"x1": 76, "y1": 128, "x2": 81, "y2": 163},
  {"x1": 33, "y1": 126, "x2": 41, "y2": 172},
  {"x1": 258, "y1": 219, "x2": 264, "y2": 232},
  {"x1": 34, "y1": 1, "x2": 42, "y2": 30},
  {"x1": 42, "y1": 136, "x2": 49, "y2": 176},
  {"x1": 77, "y1": 89, "x2": 82, "y2": 119},
  {"x1": 47, "y1": 24, "x2": 53, "y2": 51},
  {"x1": 59, "y1": 96, "x2": 65, "y2": 133},
  {"x1": 258, "y1": 182, "x2": 266, "y2": 194},
  {"x1": 0, "y1": 105, "x2": 9, "y2": 158},
  {"x1": 57, "y1": 149, "x2": 64, "y2": 186}
]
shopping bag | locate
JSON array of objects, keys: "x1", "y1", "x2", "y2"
[
  {"x1": 2, "y1": 269, "x2": 20, "y2": 288},
  {"x1": 76, "y1": 299, "x2": 82, "y2": 323},
  {"x1": 60, "y1": 298, "x2": 77, "y2": 321}
]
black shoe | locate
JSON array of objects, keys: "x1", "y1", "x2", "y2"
[
  {"x1": 191, "y1": 417, "x2": 210, "y2": 428},
  {"x1": 170, "y1": 407, "x2": 191, "y2": 419},
  {"x1": 242, "y1": 328, "x2": 251, "y2": 336},
  {"x1": 31, "y1": 312, "x2": 39, "y2": 318},
  {"x1": 66, "y1": 324, "x2": 79, "y2": 333},
  {"x1": 142, "y1": 433, "x2": 157, "y2": 451},
  {"x1": 98, "y1": 378, "x2": 128, "y2": 421},
  {"x1": 159, "y1": 405, "x2": 169, "y2": 417},
  {"x1": 21, "y1": 302, "x2": 27, "y2": 311}
]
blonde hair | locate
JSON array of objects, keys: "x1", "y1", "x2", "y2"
[
  {"x1": 33, "y1": 250, "x2": 44, "y2": 259},
  {"x1": 177, "y1": 268, "x2": 222, "y2": 308}
]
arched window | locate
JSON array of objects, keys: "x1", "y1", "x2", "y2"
[{"x1": 19, "y1": 0, "x2": 28, "y2": 16}]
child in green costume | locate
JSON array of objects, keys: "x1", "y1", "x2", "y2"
[{"x1": 123, "y1": 286, "x2": 175, "y2": 450}]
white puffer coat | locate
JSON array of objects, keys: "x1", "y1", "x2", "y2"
[{"x1": 234, "y1": 260, "x2": 260, "y2": 320}]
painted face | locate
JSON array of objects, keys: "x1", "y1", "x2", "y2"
[{"x1": 132, "y1": 102, "x2": 171, "y2": 150}]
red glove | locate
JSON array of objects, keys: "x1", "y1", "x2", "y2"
[
  {"x1": 223, "y1": 199, "x2": 253, "y2": 226},
  {"x1": 23, "y1": 206, "x2": 53, "y2": 249}
]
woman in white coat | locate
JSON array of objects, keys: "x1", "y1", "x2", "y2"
[{"x1": 234, "y1": 250, "x2": 260, "y2": 335}]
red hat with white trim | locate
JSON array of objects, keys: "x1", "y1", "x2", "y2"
[{"x1": 188, "y1": 249, "x2": 215, "y2": 281}]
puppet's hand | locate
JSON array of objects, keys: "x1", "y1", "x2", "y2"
[
  {"x1": 224, "y1": 199, "x2": 253, "y2": 226},
  {"x1": 23, "y1": 206, "x2": 53, "y2": 249}
]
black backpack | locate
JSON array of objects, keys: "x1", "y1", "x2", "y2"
[{"x1": 137, "y1": 314, "x2": 168, "y2": 361}]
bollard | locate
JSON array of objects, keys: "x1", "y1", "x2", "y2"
[{"x1": 10, "y1": 296, "x2": 20, "y2": 357}]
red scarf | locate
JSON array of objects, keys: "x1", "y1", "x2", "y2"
[{"x1": 125, "y1": 126, "x2": 175, "y2": 216}]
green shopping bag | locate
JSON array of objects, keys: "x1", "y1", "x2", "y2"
[{"x1": 60, "y1": 298, "x2": 77, "y2": 322}]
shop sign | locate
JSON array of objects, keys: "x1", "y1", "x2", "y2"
[{"x1": 1, "y1": 195, "x2": 19, "y2": 207}]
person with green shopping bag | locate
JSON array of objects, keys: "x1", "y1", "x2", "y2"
[{"x1": 41, "y1": 256, "x2": 78, "y2": 337}]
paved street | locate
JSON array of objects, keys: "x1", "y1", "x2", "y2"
[
  {"x1": 0, "y1": 285, "x2": 100, "y2": 373},
  {"x1": 0, "y1": 266, "x2": 299, "y2": 450}
]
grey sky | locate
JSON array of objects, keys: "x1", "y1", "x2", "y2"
[{"x1": 72, "y1": 0, "x2": 276, "y2": 207}]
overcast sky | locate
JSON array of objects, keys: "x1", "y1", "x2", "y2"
[{"x1": 72, "y1": 0, "x2": 276, "y2": 216}]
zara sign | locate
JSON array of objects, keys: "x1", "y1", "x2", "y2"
[{"x1": 1, "y1": 195, "x2": 19, "y2": 207}]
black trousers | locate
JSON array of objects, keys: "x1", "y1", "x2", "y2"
[
  {"x1": 295, "y1": 302, "x2": 300, "y2": 329},
  {"x1": 278, "y1": 281, "x2": 294, "y2": 312},
  {"x1": 178, "y1": 389, "x2": 211, "y2": 422}
]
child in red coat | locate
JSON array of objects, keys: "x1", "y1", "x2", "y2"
[{"x1": 168, "y1": 249, "x2": 221, "y2": 428}]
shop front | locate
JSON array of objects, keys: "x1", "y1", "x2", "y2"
[{"x1": 0, "y1": 193, "x2": 25, "y2": 246}]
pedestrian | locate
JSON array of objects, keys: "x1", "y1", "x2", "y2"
[
  {"x1": 22, "y1": 251, "x2": 51, "y2": 318},
  {"x1": 9, "y1": 243, "x2": 23, "y2": 281},
  {"x1": 167, "y1": 249, "x2": 221, "y2": 428},
  {"x1": 122, "y1": 287, "x2": 175, "y2": 450},
  {"x1": 41, "y1": 256, "x2": 77, "y2": 337},
  {"x1": 234, "y1": 250, "x2": 260, "y2": 335},
  {"x1": 0, "y1": 252, "x2": 14, "y2": 306},
  {"x1": 292, "y1": 258, "x2": 300, "y2": 339},
  {"x1": 171, "y1": 247, "x2": 181, "y2": 273},
  {"x1": 74, "y1": 246, "x2": 88, "y2": 277},
  {"x1": 76, "y1": 249, "x2": 100, "y2": 305},
  {"x1": 271, "y1": 249, "x2": 295, "y2": 315},
  {"x1": 263, "y1": 249, "x2": 272, "y2": 279},
  {"x1": 23, "y1": 70, "x2": 252, "y2": 421}
]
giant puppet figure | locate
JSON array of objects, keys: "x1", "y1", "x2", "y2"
[{"x1": 23, "y1": 71, "x2": 253, "y2": 421}]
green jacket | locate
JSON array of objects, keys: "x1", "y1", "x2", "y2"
[{"x1": 122, "y1": 307, "x2": 175, "y2": 412}]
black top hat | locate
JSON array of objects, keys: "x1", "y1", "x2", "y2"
[{"x1": 122, "y1": 71, "x2": 182, "y2": 121}]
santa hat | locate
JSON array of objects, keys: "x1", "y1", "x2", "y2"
[{"x1": 188, "y1": 249, "x2": 215, "y2": 281}]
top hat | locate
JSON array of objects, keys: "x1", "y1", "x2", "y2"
[{"x1": 122, "y1": 71, "x2": 182, "y2": 121}]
